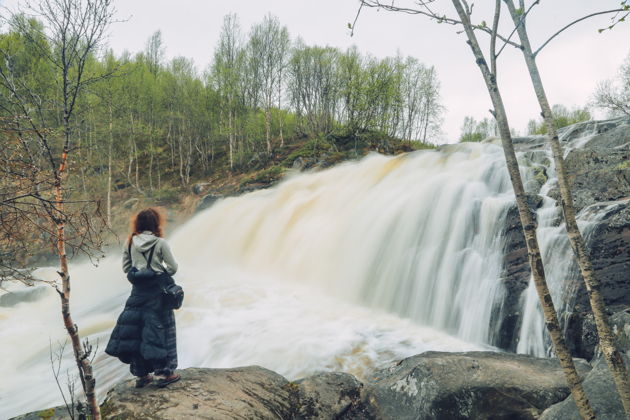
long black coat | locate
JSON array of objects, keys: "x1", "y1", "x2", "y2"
[{"x1": 105, "y1": 276, "x2": 170, "y2": 365}]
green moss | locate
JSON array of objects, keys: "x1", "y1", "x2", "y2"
[
  {"x1": 151, "y1": 187, "x2": 181, "y2": 204},
  {"x1": 241, "y1": 165, "x2": 286, "y2": 188},
  {"x1": 37, "y1": 408, "x2": 55, "y2": 420},
  {"x1": 615, "y1": 160, "x2": 630, "y2": 170},
  {"x1": 282, "y1": 138, "x2": 333, "y2": 166}
]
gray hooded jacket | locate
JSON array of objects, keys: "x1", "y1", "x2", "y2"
[{"x1": 123, "y1": 231, "x2": 178, "y2": 275}]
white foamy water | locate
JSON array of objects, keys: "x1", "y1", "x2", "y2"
[
  {"x1": 1, "y1": 145, "x2": 512, "y2": 419},
  {"x1": 1, "y1": 137, "x2": 604, "y2": 418}
]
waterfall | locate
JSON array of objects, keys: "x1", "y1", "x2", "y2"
[
  {"x1": 515, "y1": 123, "x2": 617, "y2": 356},
  {"x1": 0, "y1": 140, "x2": 593, "y2": 418}
]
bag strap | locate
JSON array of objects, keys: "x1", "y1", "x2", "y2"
[
  {"x1": 128, "y1": 239, "x2": 157, "y2": 269},
  {"x1": 142, "y1": 244, "x2": 157, "y2": 267}
]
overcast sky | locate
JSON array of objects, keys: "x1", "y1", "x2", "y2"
[{"x1": 2, "y1": 0, "x2": 629, "y2": 142}]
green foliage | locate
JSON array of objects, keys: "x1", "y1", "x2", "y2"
[
  {"x1": 458, "y1": 116, "x2": 497, "y2": 142},
  {"x1": 526, "y1": 104, "x2": 591, "y2": 135},
  {"x1": 151, "y1": 187, "x2": 181, "y2": 204},
  {"x1": 459, "y1": 132, "x2": 485, "y2": 143},
  {"x1": 283, "y1": 138, "x2": 333, "y2": 166},
  {"x1": 241, "y1": 165, "x2": 285, "y2": 187},
  {"x1": 36, "y1": 408, "x2": 55, "y2": 420},
  {"x1": 0, "y1": 11, "x2": 444, "y2": 217}
]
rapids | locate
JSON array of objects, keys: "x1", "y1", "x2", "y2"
[{"x1": 0, "y1": 141, "x2": 593, "y2": 418}]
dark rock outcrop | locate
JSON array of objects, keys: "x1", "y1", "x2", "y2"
[
  {"x1": 17, "y1": 352, "x2": 603, "y2": 420},
  {"x1": 293, "y1": 372, "x2": 376, "y2": 419},
  {"x1": 569, "y1": 308, "x2": 630, "y2": 361},
  {"x1": 365, "y1": 351, "x2": 591, "y2": 420},
  {"x1": 540, "y1": 353, "x2": 630, "y2": 420},
  {"x1": 494, "y1": 194, "x2": 543, "y2": 351},
  {"x1": 500, "y1": 118, "x2": 630, "y2": 358},
  {"x1": 552, "y1": 149, "x2": 630, "y2": 213},
  {"x1": 196, "y1": 193, "x2": 222, "y2": 213}
]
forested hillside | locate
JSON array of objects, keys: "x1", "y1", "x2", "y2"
[{"x1": 0, "y1": 12, "x2": 442, "y2": 266}]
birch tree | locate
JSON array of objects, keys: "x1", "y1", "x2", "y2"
[
  {"x1": 503, "y1": 1, "x2": 630, "y2": 415},
  {"x1": 210, "y1": 13, "x2": 244, "y2": 170},
  {"x1": 247, "y1": 14, "x2": 290, "y2": 155},
  {"x1": 0, "y1": 1, "x2": 115, "y2": 418},
  {"x1": 355, "y1": 1, "x2": 598, "y2": 418}
]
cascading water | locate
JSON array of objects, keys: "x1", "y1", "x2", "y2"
[
  {"x1": 0, "y1": 137, "x2": 601, "y2": 418},
  {"x1": 515, "y1": 123, "x2": 617, "y2": 357}
]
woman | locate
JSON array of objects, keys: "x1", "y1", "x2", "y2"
[{"x1": 105, "y1": 207, "x2": 181, "y2": 388}]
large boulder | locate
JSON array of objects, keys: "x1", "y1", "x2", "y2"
[
  {"x1": 195, "y1": 193, "x2": 222, "y2": 213},
  {"x1": 540, "y1": 353, "x2": 630, "y2": 420},
  {"x1": 365, "y1": 351, "x2": 591, "y2": 420},
  {"x1": 100, "y1": 366, "x2": 293, "y2": 420},
  {"x1": 293, "y1": 372, "x2": 376, "y2": 419},
  {"x1": 100, "y1": 366, "x2": 375, "y2": 420},
  {"x1": 553, "y1": 149, "x2": 630, "y2": 213}
]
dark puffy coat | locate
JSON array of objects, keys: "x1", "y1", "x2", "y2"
[{"x1": 105, "y1": 276, "x2": 170, "y2": 364}]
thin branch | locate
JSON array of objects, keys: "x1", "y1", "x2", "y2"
[
  {"x1": 490, "y1": 0, "x2": 501, "y2": 77},
  {"x1": 349, "y1": 0, "x2": 364, "y2": 36},
  {"x1": 496, "y1": 0, "x2": 540, "y2": 58},
  {"x1": 358, "y1": 0, "x2": 522, "y2": 49},
  {"x1": 534, "y1": 8, "x2": 627, "y2": 57}
]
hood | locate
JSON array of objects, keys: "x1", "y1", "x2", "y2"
[{"x1": 132, "y1": 232, "x2": 159, "y2": 252}]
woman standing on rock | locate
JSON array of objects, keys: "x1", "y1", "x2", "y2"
[{"x1": 106, "y1": 207, "x2": 181, "y2": 388}]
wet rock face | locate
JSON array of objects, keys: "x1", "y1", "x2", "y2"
[
  {"x1": 555, "y1": 148, "x2": 630, "y2": 213},
  {"x1": 365, "y1": 351, "x2": 591, "y2": 420},
  {"x1": 579, "y1": 205, "x2": 630, "y2": 310},
  {"x1": 499, "y1": 118, "x2": 630, "y2": 357},
  {"x1": 494, "y1": 194, "x2": 543, "y2": 351}
]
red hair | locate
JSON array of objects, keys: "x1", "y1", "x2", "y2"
[{"x1": 128, "y1": 207, "x2": 165, "y2": 243}]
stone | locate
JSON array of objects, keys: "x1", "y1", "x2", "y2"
[
  {"x1": 196, "y1": 194, "x2": 222, "y2": 213},
  {"x1": 100, "y1": 366, "x2": 293, "y2": 420},
  {"x1": 540, "y1": 353, "x2": 630, "y2": 420},
  {"x1": 122, "y1": 198, "x2": 140, "y2": 209},
  {"x1": 293, "y1": 372, "x2": 376, "y2": 419},
  {"x1": 9, "y1": 406, "x2": 74, "y2": 420},
  {"x1": 560, "y1": 149, "x2": 629, "y2": 213},
  {"x1": 571, "y1": 309, "x2": 630, "y2": 361},
  {"x1": 192, "y1": 183, "x2": 210, "y2": 195},
  {"x1": 365, "y1": 351, "x2": 591, "y2": 420}
]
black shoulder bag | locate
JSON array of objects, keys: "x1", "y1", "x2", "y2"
[
  {"x1": 126, "y1": 240, "x2": 184, "y2": 310},
  {"x1": 126, "y1": 242, "x2": 158, "y2": 284}
]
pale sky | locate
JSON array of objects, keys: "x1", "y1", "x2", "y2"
[{"x1": 2, "y1": 0, "x2": 629, "y2": 142}]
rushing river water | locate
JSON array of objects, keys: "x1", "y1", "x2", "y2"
[{"x1": 0, "y1": 139, "x2": 600, "y2": 418}]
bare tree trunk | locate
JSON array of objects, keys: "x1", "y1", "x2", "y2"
[
  {"x1": 451, "y1": 1, "x2": 595, "y2": 418},
  {"x1": 129, "y1": 112, "x2": 141, "y2": 193},
  {"x1": 149, "y1": 123, "x2": 154, "y2": 192},
  {"x1": 265, "y1": 106, "x2": 272, "y2": 155},
  {"x1": 229, "y1": 110, "x2": 234, "y2": 170},
  {"x1": 278, "y1": 72, "x2": 285, "y2": 148},
  {"x1": 505, "y1": 1, "x2": 630, "y2": 416},
  {"x1": 57, "y1": 131, "x2": 100, "y2": 420},
  {"x1": 107, "y1": 105, "x2": 113, "y2": 227}
]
